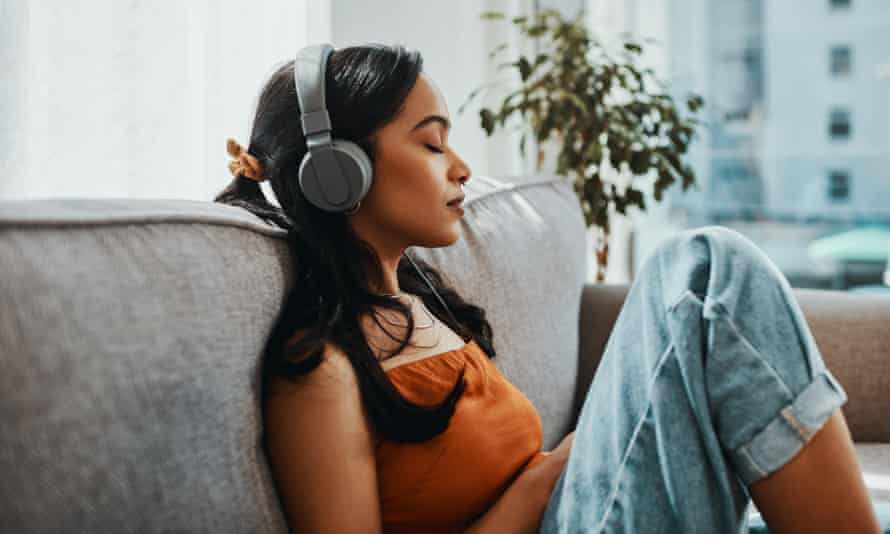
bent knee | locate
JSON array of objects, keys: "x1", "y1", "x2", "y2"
[
  {"x1": 647, "y1": 225, "x2": 789, "y2": 308},
  {"x1": 657, "y1": 226, "x2": 778, "y2": 274}
]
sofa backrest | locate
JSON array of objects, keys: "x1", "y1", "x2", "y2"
[{"x1": 0, "y1": 174, "x2": 587, "y2": 532}]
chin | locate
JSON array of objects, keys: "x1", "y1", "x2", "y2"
[
  {"x1": 444, "y1": 232, "x2": 462, "y2": 247},
  {"x1": 424, "y1": 227, "x2": 462, "y2": 248},
  {"x1": 444, "y1": 224, "x2": 463, "y2": 245}
]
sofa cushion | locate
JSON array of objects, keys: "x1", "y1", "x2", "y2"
[
  {"x1": 0, "y1": 201, "x2": 293, "y2": 532},
  {"x1": 0, "y1": 173, "x2": 587, "y2": 531}
]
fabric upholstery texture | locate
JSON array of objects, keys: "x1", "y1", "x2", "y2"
[{"x1": 0, "y1": 173, "x2": 585, "y2": 532}]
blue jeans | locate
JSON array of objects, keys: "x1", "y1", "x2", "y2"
[{"x1": 539, "y1": 225, "x2": 887, "y2": 533}]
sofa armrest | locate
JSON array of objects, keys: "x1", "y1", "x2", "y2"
[
  {"x1": 572, "y1": 283, "x2": 627, "y2": 429},
  {"x1": 574, "y1": 283, "x2": 890, "y2": 443}
]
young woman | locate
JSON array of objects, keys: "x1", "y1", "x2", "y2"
[{"x1": 215, "y1": 43, "x2": 883, "y2": 533}]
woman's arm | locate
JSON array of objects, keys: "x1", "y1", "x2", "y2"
[
  {"x1": 462, "y1": 466, "x2": 552, "y2": 534},
  {"x1": 263, "y1": 341, "x2": 384, "y2": 534},
  {"x1": 464, "y1": 431, "x2": 575, "y2": 534}
]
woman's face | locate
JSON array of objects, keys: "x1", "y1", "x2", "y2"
[{"x1": 349, "y1": 72, "x2": 472, "y2": 257}]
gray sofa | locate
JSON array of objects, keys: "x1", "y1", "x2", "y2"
[{"x1": 1, "y1": 173, "x2": 888, "y2": 532}]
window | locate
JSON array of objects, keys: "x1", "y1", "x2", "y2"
[
  {"x1": 829, "y1": 108, "x2": 851, "y2": 139},
  {"x1": 828, "y1": 171, "x2": 850, "y2": 201},
  {"x1": 830, "y1": 0, "x2": 851, "y2": 9},
  {"x1": 830, "y1": 45, "x2": 852, "y2": 76}
]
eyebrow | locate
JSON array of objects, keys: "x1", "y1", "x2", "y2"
[{"x1": 411, "y1": 114, "x2": 451, "y2": 132}]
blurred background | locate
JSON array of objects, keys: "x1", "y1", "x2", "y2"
[{"x1": 2, "y1": 0, "x2": 888, "y2": 291}]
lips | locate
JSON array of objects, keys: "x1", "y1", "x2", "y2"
[{"x1": 447, "y1": 194, "x2": 465, "y2": 206}]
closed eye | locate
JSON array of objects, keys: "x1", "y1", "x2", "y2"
[{"x1": 425, "y1": 144, "x2": 444, "y2": 154}]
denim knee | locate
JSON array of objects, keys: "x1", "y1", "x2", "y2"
[{"x1": 646, "y1": 225, "x2": 790, "y2": 318}]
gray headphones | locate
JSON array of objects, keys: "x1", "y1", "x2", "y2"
[
  {"x1": 294, "y1": 43, "x2": 372, "y2": 214},
  {"x1": 293, "y1": 43, "x2": 462, "y2": 328}
]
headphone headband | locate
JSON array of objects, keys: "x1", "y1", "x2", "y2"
[{"x1": 294, "y1": 44, "x2": 334, "y2": 150}]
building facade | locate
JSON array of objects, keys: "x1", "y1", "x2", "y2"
[{"x1": 669, "y1": 0, "x2": 890, "y2": 225}]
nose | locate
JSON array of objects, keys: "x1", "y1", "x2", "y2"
[{"x1": 450, "y1": 154, "x2": 471, "y2": 186}]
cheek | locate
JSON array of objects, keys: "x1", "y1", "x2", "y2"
[
  {"x1": 374, "y1": 169, "x2": 440, "y2": 205},
  {"x1": 368, "y1": 149, "x2": 444, "y2": 213},
  {"x1": 391, "y1": 188, "x2": 448, "y2": 229}
]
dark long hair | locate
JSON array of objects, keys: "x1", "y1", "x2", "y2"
[{"x1": 214, "y1": 43, "x2": 495, "y2": 443}]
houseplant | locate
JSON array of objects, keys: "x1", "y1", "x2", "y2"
[{"x1": 459, "y1": 8, "x2": 705, "y2": 281}]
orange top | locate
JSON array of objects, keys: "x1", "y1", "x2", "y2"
[{"x1": 374, "y1": 339, "x2": 551, "y2": 533}]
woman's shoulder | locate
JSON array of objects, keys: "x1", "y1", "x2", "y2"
[
  {"x1": 271, "y1": 328, "x2": 384, "y2": 443},
  {"x1": 267, "y1": 329, "x2": 359, "y2": 393}
]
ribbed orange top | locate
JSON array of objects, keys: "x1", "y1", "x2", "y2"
[{"x1": 373, "y1": 339, "x2": 551, "y2": 533}]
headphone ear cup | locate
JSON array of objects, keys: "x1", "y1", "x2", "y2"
[
  {"x1": 298, "y1": 140, "x2": 372, "y2": 212},
  {"x1": 331, "y1": 139, "x2": 373, "y2": 200}
]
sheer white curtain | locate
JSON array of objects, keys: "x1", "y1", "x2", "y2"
[{"x1": 0, "y1": 0, "x2": 329, "y2": 201}]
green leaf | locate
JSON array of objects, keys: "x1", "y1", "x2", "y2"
[
  {"x1": 608, "y1": 145, "x2": 623, "y2": 171},
  {"x1": 680, "y1": 164, "x2": 696, "y2": 190},
  {"x1": 595, "y1": 202, "x2": 610, "y2": 233},
  {"x1": 614, "y1": 193, "x2": 627, "y2": 215},
  {"x1": 480, "y1": 11, "x2": 506, "y2": 20},
  {"x1": 561, "y1": 90, "x2": 588, "y2": 113},
  {"x1": 654, "y1": 167, "x2": 675, "y2": 201},
  {"x1": 457, "y1": 84, "x2": 486, "y2": 115},
  {"x1": 584, "y1": 142, "x2": 602, "y2": 164},
  {"x1": 527, "y1": 24, "x2": 548, "y2": 37},
  {"x1": 624, "y1": 42, "x2": 642, "y2": 55},
  {"x1": 518, "y1": 56, "x2": 532, "y2": 82},
  {"x1": 556, "y1": 149, "x2": 570, "y2": 175},
  {"x1": 583, "y1": 172, "x2": 603, "y2": 201},
  {"x1": 625, "y1": 187, "x2": 646, "y2": 211},
  {"x1": 488, "y1": 42, "x2": 510, "y2": 59},
  {"x1": 629, "y1": 149, "x2": 650, "y2": 175},
  {"x1": 479, "y1": 108, "x2": 496, "y2": 136}
]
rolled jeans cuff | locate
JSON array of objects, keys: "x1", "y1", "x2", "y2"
[{"x1": 730, "y1": 369, "x2": 848, "y2": 486}]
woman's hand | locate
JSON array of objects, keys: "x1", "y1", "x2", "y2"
[
  {"x1": 526, "y1": 430, "x2": 575, "y2": 500},
  {"x1": 462, "y1": 430, "x2": 575, "y2": 534}
]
